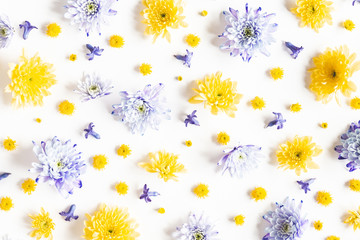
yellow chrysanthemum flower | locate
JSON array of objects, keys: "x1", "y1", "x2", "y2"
[
  {"x1": 350, "y1": 97, "x2": 360, "y2": 109},
  {"x1": 313, "y1": 220, "x2": 323, "y2": 230},
  {"x1": 185, "y1": 34, "x2": 200, "y2": 47},
  {"x1": 309, "y1": 46, "x2": 360, "y2": 103},
  {"x1": 141, "y1": 0, "x2": 187, "y2": 42},
  {"x1": 84, "y1": 204, "x2": 139, "y2": 240},
  {"x1": 344, "y1": 20, "x2": 355, "y2": 31},
  {"x1": 46, "y1": 23, "x2": 61, "y2": 37},
  {"x1": 139, "y1": 63, "x2": 152, "y2": 76},
  {"x1": 270, "y1": 67, "x2": 284, "y2": 80},
  {"x1": 109, "y1": 35, "x2": 124, "y2": 48},
  {"x1": 234, "y1": 215, "x2": 245, "y2": 226},
  {"x1": 138, "y1": 151, "x2": 185, "y2": 182},
  {"x1": 250, "y1": 96, "x2": 266, "y2": 110},
  {"x1": 29, "y1": 208, "x2": 55, "y2": 240},
  {"x1": 316, "y1": 191, "x2": 332, "y2": 206},
  {"x1": 193, "y1": 183, "x2": 209, "y2": 198},
  {"x1": 185, "y1": 140, "x2": 192, "y2": 147},
  {"x1": 189, "y1": 72, "x2": 242, "y2": 118},
  {"x1": 345, "y1": 206, "x2": 360, "y2": 231},
  {"x1": 349, "y1": 179, "x2": 360, "y2": 192},
  {"x1": 217, "y1": 132, "x2": 230, "y2": 145},
  {"x1": 0, "y1": 197, "x2": 13, "y2": 211},
  {"x1": 326, "y1": 236, "x2": 340, "y2": 240},
  {"x1": 117, "y1": 144, "x2": 131, "y2": 159},
  {"x1": 201, "y1": 10, "x2": 208, "y2": 16},
  {"x1": 250, "y1": 187, "x2": 267, "y2": 201},
  {"x1": 115, "y1": 182, "x2": 128, "y2": 196},
  {"x1": 320, "y1": 122, "x2": 328, "y2": 128},
  {"x1": 291, "y1": 0, "x2": 333, "y2": 32},
  {"x1": 177, "y1": 76, "x2": 183, "y2": 81},
  {"x1": 69, "y1": 54, "x2": 77, "y2": 61},
  {"x1": 93, "y1": 155, "x2": 108, "y2": 170},
  {"x1": 58, "y1": 100, "x2": 75, "y2": 115},
  {"x1": 22, "y1": 178, "x2": 37, "y2": 195},
  {"x1": 276, "y1": 136, "x2": 322, "y2": 176},
  {"x1": 3, "y1": 137, "x2": 16, "y2": 151},
  {"x1": 157, "y1": 208, "x2": 165, "y2": 214},
  {"x1": 35, "y1": 118, "x2": 42, "y2": 123},
  {"x1": 290, "y1": 103, "x2": 302, "y2": 112},
  {"x1": 5, "y1": 51, "x2": 56, "y2": 108}
]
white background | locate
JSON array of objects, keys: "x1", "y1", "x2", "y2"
[{"x1": 1, "y1": 0, "x2": 360, "y2": 239}]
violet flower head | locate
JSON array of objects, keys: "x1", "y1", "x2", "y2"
[
  {"x1": 184, "y1": 110, "x2": 200, "y2": 127},
  {"x1": 285, "y1": 42, "x2": 303, "y2": 59},
  {"x1": 335, "y1": 120, "x2": 360, "y2": 172},
  {"x1": 173, "y1": 213, "x2": 219, "y2": 240},
  {"x1": 218, "y1": 144, "x2": 263, "y2": 178},
  {"x1": 262, "y1": 198, "x2": 309, "y2": 240},
  {"x1": 219, "y1": 4, "x2": 278, "y2": 62},
  {"x1": 74, "y1": 72, "x2": 113, "y2": 101},
  {"x1": 30, "y1": 136, "x2": 87, "y2": 198},
  {"x1": 0, "y1": 172, "x2": 11, "y2": 181},
  {"x1": 84, "y1": 122, "x2": 100, "y2": 139},
  {"x1": 59, "y1": 204, "x2": 79, "y2": 221},
  {"x1": 353, "y1": 0, "x2": 360, "y2": 6},
  {"x1": 112, "y1": 83, "x2": 171, "y2": 135},
  {"x1": 64, "y1": 0, "x2": 118, "y2": 36},
  {"x1": 0, "y1": 14, "x2": 15, "y2": 48},
  {"x1": 174, "y1": 49, "x2": 193, "y2": 68},
  {"x1": 86, "y1": 44, "x2": 104, "y2": 60},
  {"x1": 139, "y1": 184, "x2": 160, "y2": 203},
  {"x1": 297, "y1": 178, "x2": 315, "y2": 194},
  {"x1": 19, "y1": 21, "x2": 37, "y2": 40},
  {"x1": 266, "y1": 112, "x2": 286, "y2": 129}
]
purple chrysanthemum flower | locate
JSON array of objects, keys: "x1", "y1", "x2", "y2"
[
  {"x1": 296, "y1": 178, "x2": 315, "y2": 194},
  {"x1": 0, "y1": 14, "x2": 15, "y2": 48},
  {"x1": 84, "y1": 122, "x2": 100, "y2": 139},
  {"x1": 174, "y1": 213, "x2": 219, "y2": 240},
  {"x1": 174, "y1": 49, "x2": 193, "y2": 68},
  {"x1": 353, "y1": 0, "x2": 360, "y2": 6},
  {"x1": 74, "y1": 73, "x2": 113, "y2": 101},
  {"x1": 59, "y1": 204, "x2": 79, "y2": 221},
  {"x1": 86, "y1": 44, "x2": 104, "y2": 60},
  {"x1": 219, "y1": 4, "x2": 278, "y2": 62},
  {"x1": 139, "y1": 184, "x2": 160, "y2": 203},
  {"x1": 285, "y1": 42, "x2": 303, "y2": 59},
  {"x1": 266, "y1": 112, "x2": 286, "y2": 129},
  {"x1": 64, "y1": 0, "x2": 118, "y2": 36},
  {"x1": 262, "y1": 198, "x2": 309, "y2": 240},
  {"x1": 184, "y1": 110, "x2": 200, "y2": 127},
  {"x1": 335, "y1": 120, "x2": 360, "y2": 172},
  {"x1": 112, "y1": 83, "x2": 171, "y2": 135},
  {"x1": 218, "y1": 144, "x2": 263, "y2": 178},
  {"x1": 19, "y1": 21, "x2": 37, "y2": 40},
  {"x1": 30, "y1": 136, "x2": 86, "y2": 198}
]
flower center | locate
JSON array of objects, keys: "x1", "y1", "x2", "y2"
[
  {"x1": 138, "y1": 104, "x2": 146, "y2": 113},
  {"x1": 332, "y1": 70, "x2": 336, "y2": 78},
  {"x1": 56, "y1": 160, "x2": 64, "y2": 169},
  {"x1": 41, "y1": 220, "x2": 50, "y2": 230},
  {"x1": 243, "y1": 26, "x2": 254, "y2": 38},
  {"x1": 192, "y1": 230, "x2": 205, "y2": 240},
  {"x1": 237, "y1": 152, "x2": 247, "y2": 162},
  {"x1": 280, "y1": 222, "x2": 294, "y2": 234},
  {"x1": 294, "y1": 151, "x2": 302, "y2": 159},
  {"x1": 159, "y1": 10, "x2": 170, "y2": 22},
  {"x1": 0, "y1": 28, "x2": 8, "y2": 37},
  {"x1": 85, "y1": 1, "x2": 99, "y2": 16},
  {"x1": 88, "y1": 84, "x2": 100, "y2": 95}
]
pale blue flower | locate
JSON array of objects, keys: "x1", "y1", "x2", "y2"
[
  {"x1": 86, "y1": 44, "x2": 104, "y2": 60},
  {"x1": 218, "y1": 144, "x2": 263, "y2": 178},
  {"x1": 219, "y1": 4, "x2": 277, "y2": 62},
  {"x1": 285, "y1": 42, "x2": 303, "y2": 59},
  {"x1": 174, "y1": 213, "x2": 219, "y2": 240},
  {"x1": 174, "y1": 49, "x2": 193, "y2": 68},
  {"x1": 184, "y1": 110, "x2": 200, "y2": 127},
  {"x1": 266, "y1": 112, "x2": 286, "y2": 129},
  {"x1": 84, "y1": 122, "x2": 100, "y2": 139},
  {"x1": 59, "y1": 204, "x2": 79, "y2": 221},
  {"x1": 30, "y1": 136, "x2": 86, "y2": 198},
  {"x1": 296, "y1": 178, "x2": 315, "y2": 194},
  {"x1": 139, "y1": 184, "x2": 160, "y2": 203},
  {"x1": 64, "y1": 0, "x2": 118, "y2": 36},
  {"x1": 74, "y1": 72, "x2": 113, "y2": 101},
  {"x1": 19, "y1": 21, "x2": 37, "y2": 40},
  {"x1": 0, "y1": 14, "x2": 15, "y2": 48},
  {"x1": 263, "y1": 198, "x2": 309, "y2": 240},
  {"x1": 112, "y1": 83, "x2": 171, "y2": 135}
]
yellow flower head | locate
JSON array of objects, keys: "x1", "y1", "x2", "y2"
[
  {"x1": 270, "y1": 67, "x2": 284, "y2": 80},
  {"x1": 344, "y1": 20, "x2": 355, "y2": 31},
  {"x1": 157, "y1": 208, "x2": 165, "y2": 214},
  {"x1": 290, "y1": 103, "x2": 302, "y2": 112},
  {"x1": 58, "y1": 100, "x2": 75, "y2": 115},
  {"x1": 5, "y1": 51, "x2": 56, "y2": 108},
  {"x1": 217, "y1": 132, "x2": 230, "y2": 145},
  {"x1": 320, "y1": 122, "x2": 328, "y2": 128},
  {"x1": 234, "y1": 215, "x2": 245, "y2": 226},
  {"x1": 22, "y1": 178, "x2": 37, "y2": 195},
  {"x1": 189, "y1": 72, "x2": 242, "y2": 118},
  {"x1": 29, "y1": 208, "x2": 55, "y2": 240},
  {"x1": 316, "y1": 191, "x2": 333, "y2": 206},
  {"x1": 185, "y1": 140, "x2": 192, "y2": 147},
  {"x1": 350, "y1": 97, "x2": 360, "y2": 110},
  {"x1": 0, "y1": 197, "x2": 13, "y2": 211},
  {"x1": 109, "y1": 35, "x2": 125, "y2": 48},
  {"x1": 201, "y1": 10, "x2": 208, "y2": 16},
  {"x1": 291, "y1": 0, "x2": 333, "y2": 32},
  {"x1": 326, "y1": 236, "x2": 340, "y2": 240},
  {"x1": 177, "y1": 76, "x2": 183, "y2": 81},
  {"x1": 84, "y1": 204, "x2": 139, "y2": 240},
  {"x1": 35, "y1": 118, "x2": 42, "y2": 123},
  {"x1": 344, "y1": 206, "x2": 360, "y2": 231},
  {"x1": 313, "y1": 220, "x2": 323, "y2": 230},
  {"x1": 93, "y1": 154, "x2": 108, "y2": 170},
  {"x1": 193, "y1": 183, "x2": 209, "y2": 198},
  {"x1": 3, "y1": 137, "x2": 16, "y2": 151},
  {"x1": 117, "y1": 144, "x2": 131, "y2": 159},
  {"x1": 349, "y1": 179, "x2": 360, "y2": 192},
  {"x1": 141, "y1": 0, "x2": 188, "y2": 42},
  {"x1": 309, "y1": 46, "x2": 360, "y2": 103},
  {"x1": 139, "y1": 63, "x2": 152, "y2": 76},
  {"x1": 138, "y1": 151, "x2": 185, "y2": 182},
  {"x1": 185, "y1": 34, "x2": 200, "y2": 47},
  {"x1": 115, "y1": 182, "x2": 128, "y2": 196},
  {"x1": 250, "y1": 187, "x2": 267, "y2": 201},
  {"x1": 46, "y1": 23, "x2": 61, "y2": 37},
  {"x1": 251, "y1": 96, "x2": 266, "y2": 110},
  {"x1": 69, "y1": 54, "x2": 77, "y2": 61},
  {"x1": 276, "y1": 136, "x2": 322, "y2": 176}
]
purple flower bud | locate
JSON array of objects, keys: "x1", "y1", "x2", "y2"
[
  {"x1": 86, "y1": 44, "x2": 104, "y2": 61},
  {"x1": 184, "y1": 110, "x2": 200, "y2": 127},
  {"x1": 285, "y1": 42, "x2": 303, "y2": 59},
  {"x1": 59, "y1": 204, "x2": 79, "y2": 221},
  {"x1": 266, "y1": 112, "x2": 286, "y2": 129},
  {"x1": 0, "y1": 172, "x2": 11, "y2": 181},
  {"x1": 174, "y1": 49, "x2": 193, "y2": 68},
  {"x1": 84, "y1": 122, "x2": 100, "y2": 139},
  {"x1": 140, "y1": 184, "x2": 160, "y2": 203},
  {"x1": 296, "y1": 178, "x2": 315, "y2": 194},
  {"x1": 19, "y1": 21, "x2": 37, "y2": 40}
]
